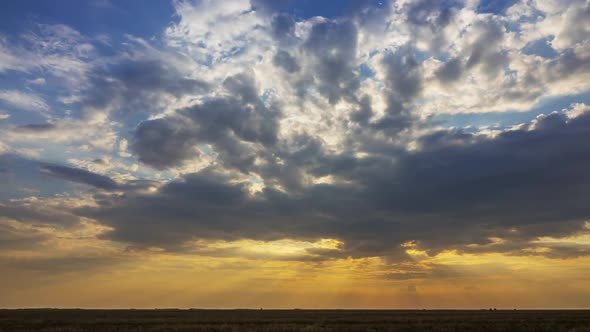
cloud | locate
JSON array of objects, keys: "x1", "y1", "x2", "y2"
[
  {"x1": 550, "y1": 1, "x2": 590, "y2": 50},
  {"x1": 165, "y1": 0, "x2": 262, "y2": 66},
  {"x1": 132, "y1": 72, "x2": 280, "y2": 171},
  {"x1": 40, "y1": 165, "x2": 122, "y2": 191},
  {"x1": 270, "y1": 13, "x2": 296, "y2": 42},
  {"x1": 304, "y1": 19, "x2": 360, "y2": 104},
  {"x1": 0, "y1": 220, "x2": 48, "y2": 250},
  {"x1": 6, "y1": 117, "x2": 119, "y2": 151},
  {"x1": 132, "y1": 118, "x2": 200, "y2": 170},
  {"x1": 273, "y1": 50, "x2": 300, "y2": 73},
  {"x1": 371, "y1": 45, "x2": 422, "y2": 134},
  {"x1": 435, "y1": 56, "x2": 463, "y2": 82},
  {"x1": 16, "y1": 123, "x2": 56, "y2": 132},
  {"x1": 12, "y1": 24, "x2": 96, "y2": 89},
  {"x1": 79, "y1": 56, "x2": 209, "y2": 118},
  {"x1": 0, "y1": 90, "x2": 50, "y2": 116},
  {"x1": 27, "y1": 78, "x2": 46, "y2": 85},
  {"x1": 75, "y1": 106, "x2": 590, "y2": 261},
  {"x1": 464, "y1": 18, "x2": 507, "y2": 77}
]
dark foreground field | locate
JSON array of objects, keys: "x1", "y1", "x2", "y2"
[{"x1": 1, "y1": 309, "x2": 589, "y2": 332}]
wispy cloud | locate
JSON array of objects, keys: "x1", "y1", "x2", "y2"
[{"x1": 0, "y1": 90, "x2": 50, "y2": 116}]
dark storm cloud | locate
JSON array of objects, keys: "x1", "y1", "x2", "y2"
[
  {"x1": 222, "y1": 72, "x2": 260, "y2": 104},
  {"x1": 80, "y1": 58, "x2": 209, "y2": 118},
  {"x1": 82, "y1": 110, "x2": 590, "y2": 260},
  {"x1": 425, "y1": 16, "x2": 508, "y2": 83},
  {"x1": 273, "y1": 50, "x2": 300, "y2": 73},
  {"x1": 40, "y1": 165, "x2": 121, "y2": 190},
  {"x1": 381, "y1": 47, "x2": 422, "y2": 102},
  {"x1": 187, "y1": 73, "x2": 280, "y2": 148},
  {"x1": 270, "y1": 13, "x2": 296, "y2": 41},
  {"x1": 373, "y1": 46, "x2": 422, "y2": 134},
  {"x1": 111, "y1": 59, "x2": 207, "y2": 96},
  {"x1": 15, "y1": 123, "x2": 57, "y2": 132},
  {"x1": 187, "y1": 74, "x2": 280, "y2": 146},
  {"x1": 0, "y1": 154, "x2": 150, "y2": 214},
  {"x1": 546, "y1": 47, "x2": 590, "y2": 82},
  {"x1": 354, "y1": 111, "x2": 590, "y2": 254},
  {"x1": 465, "y1": 18, "x2": 507, "y2": 77},
  {"x1": 350, "y1": 95, "x2": 373, "y2": 125},
  {"x1": 132, "y1": 118, "x2": 199, "y2": 170},
  {"x1": 132, "y1": 73, "x2": 280, "y2": 171},
  {"x1": 304, "y1": 20, "x2": 360, "y2": 104},
  {"x1": 84, "y1": 171, "x2": 254, "y2": 247},
  {"x1": 435, "y1": 57, "x2": 463, "y2": 82},
  {"x1": 0, "y1": 203, "x2": 80, "y2": 227},
  {"x1": 253, "y1": 133, "x2": 327, "y2": 192},
  {"x1": 0, "y1": 154, "x2": 121, "y2": 201}
]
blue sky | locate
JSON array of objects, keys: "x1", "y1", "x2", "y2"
[
  {"x1": 1, "y1": 0, "x2": 590, "y2": 308},
  {"x1": 0, "y1": 0, "x2": 175, "y2": 39}
]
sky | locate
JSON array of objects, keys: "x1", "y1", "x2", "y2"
[{"x1": 0, "y1": 0, "x2": 590, "y2": 309}]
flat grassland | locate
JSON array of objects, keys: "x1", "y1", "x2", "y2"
[{"x1": 1, "y1": 309, "x2": 589, "y2": 331}]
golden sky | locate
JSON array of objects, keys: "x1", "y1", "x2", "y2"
[{"x1": 2, "y1": 217, "x2": 590, "y2": 308}]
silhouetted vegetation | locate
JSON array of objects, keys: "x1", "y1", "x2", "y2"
[{"x1": 1, "y1": 309, "x2": 589, "y2": 331}]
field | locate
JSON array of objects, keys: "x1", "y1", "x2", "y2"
[{"x1": 1, "y1": 309, "x2": 589, "y2": 331}]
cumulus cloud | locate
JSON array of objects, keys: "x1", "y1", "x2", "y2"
[
  {"x1": 132, "y1": 72, "x2": 280, "y2": 171},
  {"x1": 303, "y1": 19, "x2": 360, "y2": 104},
  {"x1": 72, "y1": 106, "x2": 590, "y2": 261},
  {"x1": 78, "y1": 55, "x2": 209, "y2": 118},
  {"x1": 132, "y1": 117, "x2": 200, "y2": 169}
]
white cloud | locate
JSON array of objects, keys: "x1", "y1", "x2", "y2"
[
  {"x1": 0, "y1": 90, "x2": 50, "y2": 116},
  {"x1": 27, "y1": 78, "x2": 46, "y2": 85},
  {"x1": 6, "y1": 117, "x2": 119, "y2": 152},
  {"x1": 567, "y1": 102, "x2": 590, "y2": 118},
  {"x1": 0, "y1": 36, "x2": 26, "y2": 72},
  {"x1": 118, "y1": 138, "x2": 131, "y2": 158},
  {"x1": 0, "y1": 24, "x2": 96, "y2": 90},
  {"x1": 166, "y1": 0, "x2": 262, "y2": 66}
]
